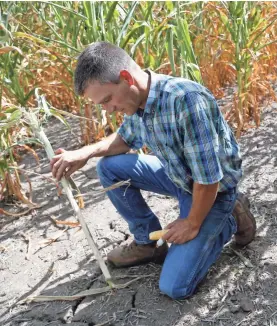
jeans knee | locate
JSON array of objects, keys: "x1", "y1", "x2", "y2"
[
  {"x1": 97, "y1": 155, "x2": 116, "y2": 175},
  {"x1": 96, "y1": 156, "x2": 123, "y2": 187},
  {"x1": 96, "y1": 157, "x2": 106, "y2": 179},
  {"x1": 96, "y1": 156, "x2": 115, "y2": 185},
  {"x1": 159, "y1": 277, "x2": 193, "y2": 300}
]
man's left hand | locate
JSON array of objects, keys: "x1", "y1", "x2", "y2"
[{"x1": 162, "y1": 218, "x2": 200, "y2": 245}]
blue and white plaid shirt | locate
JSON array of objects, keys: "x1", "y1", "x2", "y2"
[{"x1": 117, "y1": 70, "x2": 242, "y2": 194}]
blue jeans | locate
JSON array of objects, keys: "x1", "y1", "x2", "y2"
[{"x1": 96, "y1": 154, "x2": 237, "y2": 299}]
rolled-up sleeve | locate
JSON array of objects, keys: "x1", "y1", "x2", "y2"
[
  {"x1": 179, "y1": 92, "x2": 224, "y2": 184},
  {"x1": 117, "y1": 114, "x2": 144, "y2": 150}
]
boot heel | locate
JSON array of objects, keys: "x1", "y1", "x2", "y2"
[{"x1": 153, "y1": 253, "x2": 167, "y2": 265}]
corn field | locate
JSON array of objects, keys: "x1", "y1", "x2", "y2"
[{"x1": 1, "y1": 1, "x2": 277, "y2": 208}]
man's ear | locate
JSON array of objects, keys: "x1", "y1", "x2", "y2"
[{"x1": 119, "y1": 70, "x2": 134, "y2": 86}]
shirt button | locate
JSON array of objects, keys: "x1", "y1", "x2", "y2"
[{"x1": 148, "y1": 126, "x2": 153, "y2": 131}]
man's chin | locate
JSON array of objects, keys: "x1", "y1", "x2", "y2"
[{"x1": 124, "y1": 110, "x2": 136, "y2": 116}]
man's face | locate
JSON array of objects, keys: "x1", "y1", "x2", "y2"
[{"x1": 84, "y1": 73, "x2": 141, "y2": 116}]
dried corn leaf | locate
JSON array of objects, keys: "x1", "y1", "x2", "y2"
[
  {"x1": 21, "y1": 144, "x2": 40, "y2": 163},
  {"x1": 0, "y1": 46, "x2": 23, "y2": 55},
  {"x1": 27, "y1": 275, "x2": 151, "y2": 302},
  {"x1": 0, "y1": 207, "x2": 35, "y2": 217},
  {"x1": 39, "y1": 229, "x2": 67, "y2": 246},
  {"x1": 55, "y1": 220, "x2": 80, "y2": 227},
  {"x1": 77, "y1": 196, "x2": 84, "y2": 209}
]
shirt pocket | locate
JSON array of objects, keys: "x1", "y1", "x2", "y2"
[
  {"x1": 164, "y1": 136, "x2": 193, "y2": 190},
  {"x1": 165, "y1": 135, "x2": 179, "y2": 161}
]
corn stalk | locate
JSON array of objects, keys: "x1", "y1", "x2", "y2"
[
  {"x1": 217, "y1": 1, "x2": 277, "y2": 137},
  {"x1": 22, "y1": 96, "x2": 113, "y2": 288}
]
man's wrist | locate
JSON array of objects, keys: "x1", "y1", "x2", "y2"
[
  {"x1": 82, "y1": 145, "x2": 95, "y2": 159},
  {"x1": 186, "y1": 215, "x2": 203, "y2": 230}
]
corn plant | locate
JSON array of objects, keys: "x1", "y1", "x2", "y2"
[
  {"x1": 0, "y1": 92, "x2": 74, "y2": 214},
  {"x1": 0, "y1": 103, "x2": 36, "y2": 208},
  {"x1": 0, "y1": 1, "x2": 203, "y2": 151},
  {"x1": 0, "y1": 9, "x2": 39, "y2": 209},
  {"x1": 207, "y1": 1, "x2": 277, "y2": 136}
]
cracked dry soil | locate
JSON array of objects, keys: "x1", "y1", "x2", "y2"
[{"x1": 1, "y1": 96, "x2": 277, "y2": 326}]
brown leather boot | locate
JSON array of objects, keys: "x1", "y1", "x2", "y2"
[
  {"x1": 107, "y1": 240, "x2": 168, "y2": 268},
  {"x1": 233, "y1": 193, "x2": 256, "y2": 246}
]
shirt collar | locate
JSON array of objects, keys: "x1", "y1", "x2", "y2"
[
  {"x1": 143, "y1": 69, "x2": 159, "y2": 115},
  {"x1": 135, "y1": 70, "x2": 163, "y2": 118}
]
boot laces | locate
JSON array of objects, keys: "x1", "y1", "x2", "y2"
[{"x1": 121, "y1": 241, "x2": 138, "y2": 255}]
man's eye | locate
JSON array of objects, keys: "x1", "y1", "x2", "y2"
[{"x1": 103, "y1": 98, "x2": 110, "y2": 104}]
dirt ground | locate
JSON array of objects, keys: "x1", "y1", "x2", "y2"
[{"x1": 1, "y1": 91, "x2": 277, "y2": 326}]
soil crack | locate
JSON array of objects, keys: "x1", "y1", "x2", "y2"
[
  {"x1": 131, "y1": 291, "x2": 137, "y2": 308},
  {"x1": 71, "y1": 272, "x2": 102, "y2": 319},
  {"x1": 72, "y1": 297, "x2": 85, "y2": 317}
]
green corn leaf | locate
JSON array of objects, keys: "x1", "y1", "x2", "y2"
[
  {"x1": 49, "y1": 109, "x2": 71, "y2": 130},
  {"x1": 219, "y1": 12, "x2": 236, "y2": 41},
  {"x1": 248, "y1": 14, "x2": 277, "y2": 48},
  {"x1": 31, "y1": 5, "x2": 64, "y2": 42},
  {"x1": 121, "y1": 22, "x2": 149, "y2": 49},
  {"x1": 117, "y1": 1, "x2": 138, "y2": 47},
  {"x1": 166, "y1": 1, "x2": 174, "y2": 12},
  {"x1": 130, "y1": 33, "x2": 145, "y2": 58},
  {"x1": 0, "y1": 138, "x2": 42, "y2": 158},
  {"x1": 13, "y1": 32, "x2": 47, "y2": 46},
  {"x1": 0, "y1": 109, "x2": 22, "y2": 130},
  {"x1": 2, "y1": 107, "x2": 19, "y2": 114},
  {"x1": 23, "y1": 88, "x2": 37, "y2": 104},
  {"x1": 166, "y1": 28, "x2": 176, "y2": 76},
  {"x1": 105, "y1": 1, "x2": 118, "y2": 23},
  {"x1": 144, "y1": 2, "x2": 154, "y2": 21},
  {"x1": 40, "y1": 1, "x2": 87, "y2": 20},
  {"x1": 187, "y1": 63, "x2": 202, "y2": 83}
]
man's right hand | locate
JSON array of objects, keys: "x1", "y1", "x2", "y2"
[{"x1": 50, "y1": 148, "x2": 90, "y2": 181}]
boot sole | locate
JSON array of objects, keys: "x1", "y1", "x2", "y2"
[{"x1": 107, "y1": 253, "x2": 167, "y2": 268}]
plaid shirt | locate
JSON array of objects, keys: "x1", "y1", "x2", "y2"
[{"x1": 117, "y1": 71, "x2": 242, "y2": 194}]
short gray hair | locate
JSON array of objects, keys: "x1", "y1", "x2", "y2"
[{"x1": 74, "y1": 42, "x2": 135, "y2": 96}]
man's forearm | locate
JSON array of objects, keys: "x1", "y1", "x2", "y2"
[
  {"x1": 186, "y1": 182, "x2": 219, "y2": 228},
  {"x1": 162, "y1": 182, "x2": 219, "y2": 245},
  {"x1": 83, "y1": 132, "x2": 131, "y2": 159}
]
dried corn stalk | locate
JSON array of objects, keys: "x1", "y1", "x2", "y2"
[{"x1": 23, "y1": 104, "x2": 113, "y2": 287}]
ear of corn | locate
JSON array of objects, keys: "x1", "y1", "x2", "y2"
[{"x1": 149, "y1": 229, "x2": 169, "y2": 240}]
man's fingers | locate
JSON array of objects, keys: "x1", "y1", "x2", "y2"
[
  {"x1": 166, "y1": 234, "x2": 178, "y2": 244},
  {"x1": 162, "y1": 228, "x2": 175, "y2": 241},
  {"x1": 50, "y1": 148, "x2": 65, "y2": 167},
  {"x1": 56, "y1": 161, "x2": 69, "y2": 181},
  {"x1": 165, "y1": 223, "x2": 174, "y2": 229},
  {"x1": 50, "y1": 154, "x2": 62, "y2": 168},
  {"x1": 64, "y1": 165, "x2": 78, "y2": 179},
  {"x1": 52, "y1": 158, "x2": 63, "y2": 178},
  {"x1": 164, "y1": 230, "x2": 181, "y2": 244},
  {"x1": 55, "y1": 148, "x2": 65, "y2": 155},
  {"x1": 165, "y1": 220, "x2": 179, "y2": 230}
]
